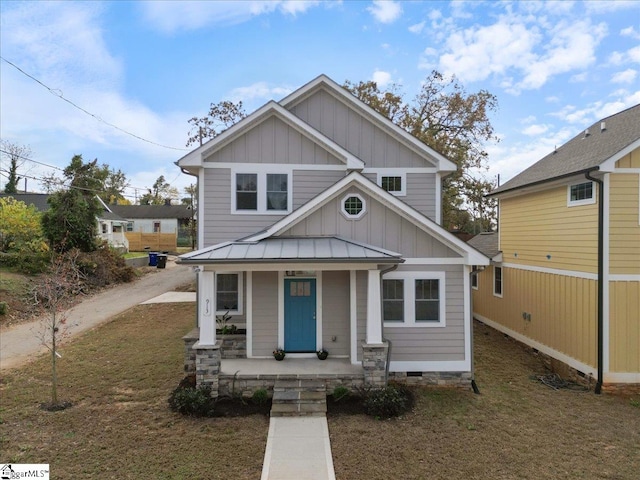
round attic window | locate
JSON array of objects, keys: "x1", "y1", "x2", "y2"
[{"x1": 341, "y1": 194, "x2": 366, "y2": 219}]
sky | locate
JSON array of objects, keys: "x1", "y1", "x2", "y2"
[{"x1": 1, "y1": 0, "x2": 639, "y2": 203}]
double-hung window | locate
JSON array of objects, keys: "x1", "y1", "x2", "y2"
[
  {"x1": 382, "y1": 271, "x2": 445, "y2": 327},
  {"x1": 216, "y1": 273, "x2": 243, "y2": 314},
  {"x1": 233, "y1": 171, "x2": 291, "y2": 214}
]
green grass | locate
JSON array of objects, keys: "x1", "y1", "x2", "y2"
[{"x1": 121, "y1": 252, "x2": 147, "y2": 259}]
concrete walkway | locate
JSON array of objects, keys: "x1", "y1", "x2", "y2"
[{"x1": 261, "y1": 416, "x2": 336, "y2": 480}]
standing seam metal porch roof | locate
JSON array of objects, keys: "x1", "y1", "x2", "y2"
[{"x1": 177, "y1": 236, "x2": 404, "y2": 264}]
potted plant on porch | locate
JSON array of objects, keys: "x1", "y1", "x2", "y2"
[
  {"x1": 273, "y1": 348, "x2": 286, "y2": 361},
  {"x1": 316, "y1": 348, "x2": 329, "y2": 360}
]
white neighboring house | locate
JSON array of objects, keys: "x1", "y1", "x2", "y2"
[
  {"x1": 109, "y1": 202, "x2": 192, "y2": 236},
  {"x1": 96, "y1": 197, "x2": 129, "y2": 252}
]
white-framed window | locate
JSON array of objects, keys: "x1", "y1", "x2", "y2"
[
  {"x1": 153, "y1": 221, "x2": 161, "y2": 233},
  {"x1": 382, "y1": 271, "x2": 446, "y2": 327},
  {"x1": 126, "y1": 222, "x2": 134, "y2": 232},
  {"x1": 567, "y1": 181, "x2": 595, "y2": 207},
  {"x1": 216, "y1": 272, "x2": 243, "y2": 315},
  {"x1": 101, "y1": 223, "x2": 108, "y2": 234},
  {"x1": 471, "y1": 266, "x2": 479, "y2": 290},
  {"x1": 377, "y1": 172, "x2": 406, "y2": 196},
  {"x1": 493, "y1": 266, "x2": 503, "y2": 298},
  {"x1": 340, "y1": 193, "x2": 367, "y2": 219},
  {"x1": 232, "y1": 170, "x2": 291, "y2": 214}
]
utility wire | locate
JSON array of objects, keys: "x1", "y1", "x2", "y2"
[{"x1": 1, "y1": 56, "x2": 189, "y2": 152}]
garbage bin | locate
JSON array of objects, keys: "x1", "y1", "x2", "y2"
[
  {"x1": 148, "y1": 252, "x2": 158, "y2": 267},
  {"x1": 156, "y1": 254, "x2": 168, "y2": 269}
]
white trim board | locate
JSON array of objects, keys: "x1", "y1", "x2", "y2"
[{"x1": 502, "y1": 262, "x2": 598, "y2": 280}]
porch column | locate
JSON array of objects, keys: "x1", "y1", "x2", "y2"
[
  {"x1": 198, "y1": 269, "x2": 216, "y2": 346},
  {"x1": 366, "y1": 269, "x2": 383, "y2": 344}
]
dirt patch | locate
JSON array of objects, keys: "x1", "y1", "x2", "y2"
[{"x1": 0, "y1": 270, "x2": 34, "y2": 327}]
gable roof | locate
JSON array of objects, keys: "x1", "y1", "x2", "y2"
[
  {"x1": 279, "y1": 74, "x2": 458, "y2": 173},
  {"x1": 467, "y1": 232, "x2": 500, "y2": 259},
  {"x1": 178, "y1": 236, "x2": 404, "y2": 265},
  {"x1": 109, "y1": 204, "x2": 192, "y2": 220},
  {"x1": 243, "y1": 171, "x2": 489, "y2": 265},
  {"x1": 0, "y1": 193, "x2": 51, "y2": 211},
  {"x1": 176, "y1": 100, "x2": 365, "y2": 171},
  {"x1": 492, "y1": 103, "x2": 640, "y2": 196}
]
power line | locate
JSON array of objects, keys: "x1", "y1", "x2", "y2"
[{"x1": 1, "y1": 56, "x2": 189, "y2": 152}]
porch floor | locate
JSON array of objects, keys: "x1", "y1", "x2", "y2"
[{"x1": 220, "y1": 358, "x2": 362, "y2": 376}]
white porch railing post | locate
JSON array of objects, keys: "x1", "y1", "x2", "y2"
[
  {"x1": 366, "y1": 269, "x2": 383, "y2": 344},
  {"x1": 198, "y1": 270, "x2": 216, "y2": 346}
]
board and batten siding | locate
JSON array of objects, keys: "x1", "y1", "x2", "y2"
[
  {"x1": 203, "y1": 115, "x2": 344, "y2": 166},
  {"x1": 384, "y1": 264, "x2": 465, "y2": 361},
  {"x1": 280, "y1": 187, "x2": 459, "y2": 259},
  {"x1": 609, "y1": 280, "x2": 640, "y2": 374},
  {"x1": 289, "y1": 88, "x2": 437, "y2": 169},
  {"x1": 251, "y1": 271, "x2": 279, "y2": 357},
  {"x1": 609, "y1": 172, "x2": 640, "y2": 275},
  {"x1": 500, "y1": 185, "x2": 598, "y2": 274},
  {"x1": 614, "y1": 147, "x2": 640, "y2": 168},
  {"x1": 473, "y1": 266, "x2": 597, "y2": 369},
  {"x1": 321, "y1": 271, "x2": 351, "y2": 356},
  {"x1": 292, "y1": 170, "x2": 346, "y2": 206}
]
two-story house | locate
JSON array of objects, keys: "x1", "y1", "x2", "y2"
[
  {"x1": 177, "y1": 75, "x2": 489, "y2": 396},
  {"x1": 471, "y1": 104, "x2": 640, "y2": 393}
]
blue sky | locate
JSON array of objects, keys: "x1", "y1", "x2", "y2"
[{"x1": 1, "y1": 0, "x2": 639, "y2": 203}]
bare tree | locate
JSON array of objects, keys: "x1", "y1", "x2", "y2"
[
  {"x1": 31, "y1": 249, "x2": 85, "y2": 409},
  {"x1": 1, "y1": 140, "x2": 31, "y2": 193}
]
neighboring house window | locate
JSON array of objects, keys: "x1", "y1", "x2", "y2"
[
  {"x1": 233, "y1": 171, "x2": 290, "y2": 214},
  {"x1": 216, "y1": 273, "x2": 243, "y2": 314},
  {"x1": 471, "y1": 266, "x2": 479, "y2": 290},
  {"x1": 567, "y1": 181, "x2": 595, "y2": 206},
  {"x1": 383, "y1": 279, "x2": 404, "y2": 322},
  {"x1": 378, "y1": 173, "x2": 406, "y2": 196},
  {"x1": 153, "y1": 221, "x2": 161, "y2": 233},
  {"x1": 383, "y1": 271, "x2": 446, "y2": 327},
  {"x1": 126, "y1": 222, "x2": 134, "y2": 232},
  {"x1": 101, "y1": 223, "x2": 108, "y2": 234},
  {"x1": 493, "y1": 266, "x2": 503, "y2": 297},
  {"x1": 341, "y1": 193, "x2": 366, "y2": 219}
]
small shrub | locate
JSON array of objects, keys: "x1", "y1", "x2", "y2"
[
  {"x1": 363, "y1": 384, "x2": 411, "y2": 418},
  {"x1": 332, "y1": 385, "x2": 350, "y2": 401},
  {"x1": 168, "y1": 385, "x2": 215, "y2": 416},
  {"x1": 0, "y1": 301, "x2": 7, "y2": 315},
  {"x1": 252, "y1": 388, "x2": 269, "y2": 405}
]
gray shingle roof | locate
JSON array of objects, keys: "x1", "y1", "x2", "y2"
[
  {"x1": 491, "y1": 103, "x2": 640, "y2": 195},
  {"x1": 178, "y1": 236, "x2": 404, "y2": 264},
  {"x1": 109, "y1": 204, "x2": 192, "y2": 220},
  {"x1": 0, "y1": 193, "x2": 51, "y2": 211},
  {"x1": 467, "y1": 232, "x2": 499, "y2": 258}
]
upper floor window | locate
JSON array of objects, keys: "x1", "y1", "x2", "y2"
[
  {"x1": 341, "y1": 193, "x2": 366, "y2": 219},
  {"x1": 377, "y1": 172, "x2": 406, "y2": 196},
  {"x1": 568, "y1": 181, "x2": 595, "y2": 207},
  {"x1": 233, "y1": 171, "x2": 291, "y2": 214}
]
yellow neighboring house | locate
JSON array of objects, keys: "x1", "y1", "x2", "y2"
[{"x1": 471, "y1": 104, "x2": 640, "y2": 393}]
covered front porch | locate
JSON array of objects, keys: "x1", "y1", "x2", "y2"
[{"x1": 178, "y1": 236, "x2": 403, "y2": 396}]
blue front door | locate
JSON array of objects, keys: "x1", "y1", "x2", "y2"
[{"x1": 284, "y1": 278, "x2": 316, "y2": 352}]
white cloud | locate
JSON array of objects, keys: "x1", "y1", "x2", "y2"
[
  {"x1": 585, "y1": 0, "x2": 639, "y2": 14},
  {"x1": 372, "y1": 69, "x2": 392, "y2": 87},
  {"x1": 611, "y1": 69, "x2": 637, "y2": 84},
  {"x1": 620, "y1": 26, "x2": 640, "y2": 40},
  {"x1": 367, "y1": 1, "x2": 403, "y2": 24},
  {"x1": 628, "y1": 46, "x2": 640, "y2": 63},
  {"x1": 228, "y1": 82, "x2": 293, "y2": 103},
  {"x1": 569, "y1": 72, "x2": 588, "y2": 83},
  {"x1": 140, "y1": 0, "x2": 322, "y2": 33},
  {"x1": 408, "y1": 21, "x2": 425, "y2": 34},
  {"x1": 522, "y1": 124, "x2": 550, "y2": 136}
]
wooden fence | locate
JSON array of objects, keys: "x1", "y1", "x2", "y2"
[{"x1": 125, "y1": 232, "x2": 176, "y2": 252}]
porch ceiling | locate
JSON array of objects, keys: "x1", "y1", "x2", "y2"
[{"x1": 178, "y1": 236, "x2": 404, "y2": 265}]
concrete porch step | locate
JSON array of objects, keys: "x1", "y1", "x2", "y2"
[{"x1": 271, "y1": 379, "x2": 327, "y2": 417}]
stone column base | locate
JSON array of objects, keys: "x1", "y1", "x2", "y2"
[
  {"x1": 182, "y1": 328, "x2": 199, "y2": 374},
  {"x1": 362, "y1": 342, "x2": 389, "y2": 388},
  {"x1": 194, "y1": 341, "x2": 222, "y2": 398}
]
